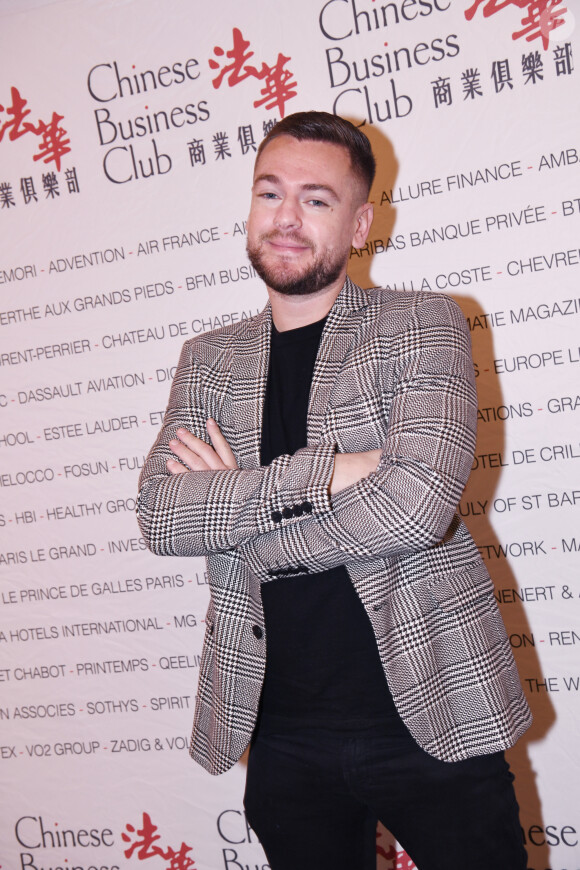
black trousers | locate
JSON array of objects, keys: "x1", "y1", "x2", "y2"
[{"x1": 243, "y1": 720, "x2": 528, "y2": 870}]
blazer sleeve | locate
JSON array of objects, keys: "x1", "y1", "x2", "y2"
[
  {"x1": 240, "y1": 293, "x2": 478, "y2": 573},
  {"x1": 136, "y1": 339, "x2": 337, "y2": 558}
]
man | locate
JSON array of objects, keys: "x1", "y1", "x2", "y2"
[{"x1": 138, "y1": 112, "x2": 531, "y2": 870}]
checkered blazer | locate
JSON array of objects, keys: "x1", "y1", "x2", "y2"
[{"x1": 137, "y1": 278, "x2": 531, "y2": 775}]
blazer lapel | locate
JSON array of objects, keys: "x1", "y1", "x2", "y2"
[
  {"x1": 307, "y1": 278, "x2": 370, "y2": 444},
  {"x1": 220, "y1": 305, "x2": 272, "y2": 470}
]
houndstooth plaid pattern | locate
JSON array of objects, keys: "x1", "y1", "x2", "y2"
[{"x1": 137, "y1": 279, "x2": 531, "y2": 775}]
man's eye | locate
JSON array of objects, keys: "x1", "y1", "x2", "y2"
[{"x1": 260, "y1": 192, "x2": 278, "y2": 200}]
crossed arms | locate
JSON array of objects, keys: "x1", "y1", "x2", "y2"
[
  {"x1": 166, "y1": 420, "x2": 381, "y2": 496},
  {"x1": 137, "y1": 294, "x2": 477, "y2": 570}
]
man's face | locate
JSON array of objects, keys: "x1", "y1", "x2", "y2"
[{"x1": 246, "y1": 135, "x2": 371, "y2": 297}]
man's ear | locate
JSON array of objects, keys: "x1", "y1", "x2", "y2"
[{"x1": 351, "y1": 202, "x2": 374, "y2": 249}]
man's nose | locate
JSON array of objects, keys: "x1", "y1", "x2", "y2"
[{"x1": 274, "y1": 197, "x2": 301, "y2": 229}]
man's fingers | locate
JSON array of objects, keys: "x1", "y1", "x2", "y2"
[
  {"x1": 207, "y1": 419, "x2": 238, "y2": 469},
  {"x1": 168, "y1": 424, "x2": 237, "y2": 472},
  {"x1": 171, "y1": 428, "x2": 224, "y2": 470},
  {"x1": 167, "y1": 457, "x2": 191, "y2": 475},
  {"x1": 167, "y1": 439, "x2": 210, "y2": 472}
]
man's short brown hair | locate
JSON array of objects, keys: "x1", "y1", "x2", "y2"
[{"x1": 256, "y1": 111, "x2": 376, "y2": 197}]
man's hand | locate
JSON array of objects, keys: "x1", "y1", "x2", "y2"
[
  {"x1": 167, "y1": 420, "x2": 238, "y2": 474},
  {"x1": 330, "y1": 449, "x2": 382, "y2": 495}
]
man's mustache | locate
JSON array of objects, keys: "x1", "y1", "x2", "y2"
[{"x1": 259, "y1": 231, "x2": 314, "y2": 249}]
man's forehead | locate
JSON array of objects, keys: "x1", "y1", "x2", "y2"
[{"x1": 253, "y1": 135, "x2": 353, "y2": 179}]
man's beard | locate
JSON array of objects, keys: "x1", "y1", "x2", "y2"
[{"x1": 246, "y1": 232, "x2": 347, "y2": 297}]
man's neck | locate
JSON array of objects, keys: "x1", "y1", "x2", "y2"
[{"x1": 268, "y1": 276, "x2": 345, "y2": 332}]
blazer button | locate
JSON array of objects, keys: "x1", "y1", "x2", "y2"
[
  {"x1": 252, "y1": 625, "x2": 263, "y2": 639},
  {"x1": 282, "y1": 506, "x2": 293, "y2": 519},
  {"x1": 302, "y1": 501, "x2": 313, "y2": 514},
  {"x1": 271, "y1": 511, "x2": 283, "y2": 523},
  {"x1": 293, "y1": 503, "x2": 304, "y2": 517}
]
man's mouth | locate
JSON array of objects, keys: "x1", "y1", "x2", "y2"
[{"x1": 262, "y1": 232, "x2": 312, "y2": 253}]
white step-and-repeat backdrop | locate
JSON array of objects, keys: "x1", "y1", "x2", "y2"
[{"x1": 1, "y1": 1, "x2": 578, "y2": 868}]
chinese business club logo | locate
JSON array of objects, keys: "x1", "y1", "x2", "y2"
[
  {"x1": 465, "y1": 0, "x2": 571, "y2": 50},
  {"x1": 123, "y1": 812, "x2": 196, "y2": 870},
  {"x1": 82, "y1": 27, "x2": 297, "y2": 185}
]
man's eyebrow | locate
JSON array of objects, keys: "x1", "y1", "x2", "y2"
[
  {"x1": 253, "y1": 174, "x2": 340, "y2": 200},
  {"x1": 253, "y1": 173, "x2": 281, "y2": 186},
  {"x1": 301, "y1": 182, "x2": 340, "y2": 200}
]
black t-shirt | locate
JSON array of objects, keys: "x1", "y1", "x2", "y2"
[{"x1": 259, "y1": 317, "x2": 404, "y2": 728}]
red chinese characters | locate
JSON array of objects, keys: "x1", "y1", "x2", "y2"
[
  {"x1": 209, "y1": 27, "x2": 297, "y2": 117},
  {"x1": 464, "y1": 0, "x2": 568, "y2": 50},
  {"x1": 0, "y1": 86, "x2": 71, "y2": 170},
  {"x1": 122, "y1": 812, "x2": 195, "y2": 870}
]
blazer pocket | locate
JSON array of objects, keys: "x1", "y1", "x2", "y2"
[{"x1": 428, "y1": 565, "x2": 495, "y2": 612}]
